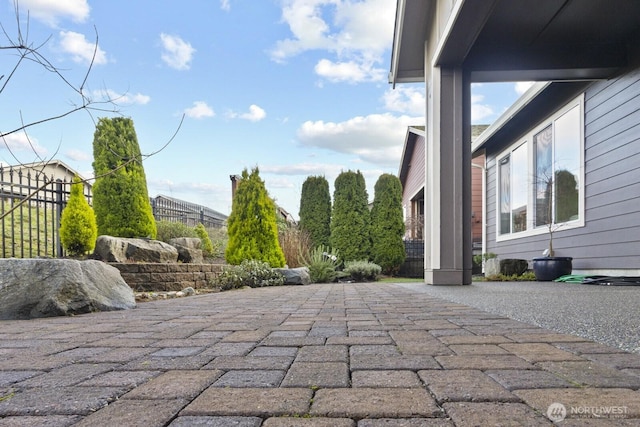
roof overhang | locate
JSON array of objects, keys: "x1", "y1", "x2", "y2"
[
  {"x1": 398, "y1": 126, "x2": 425, "y2": 184},
  {"x1": 389, "y1": 0, "x2": 431, "y2": 87},
  {"x1": 472, "y1": 80, "x2": 590, "y2": 154},
  {"x1": 390, "y1": 0, "x2": 640, "y2": 86}
]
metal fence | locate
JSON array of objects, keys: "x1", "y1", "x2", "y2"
[
  {"x1": 0, "y1": 165, "x2": 89, "y2": 258},
  {"x1": 1, "y1": 165, "x2": 227, "y2": 259},
  {"x1": 151, "y1": 195, "x2": 227, "y2": 229},
  {"x1": 404, "y1": 239, "x2": 424, "y2": 258}
]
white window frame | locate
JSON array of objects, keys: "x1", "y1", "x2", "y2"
[{"x1": 495, "y1": 94, "x2": 585, "y2": 242}]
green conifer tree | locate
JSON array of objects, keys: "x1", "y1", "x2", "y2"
[
  {"x1": 370, "y1": 173, "x2": 406, "y2": 275},
  {"x1": 194, "y1": 223, "x2": 214, "y2": 257},
  {"x1": 330, "y1": 170, "x2": 371, "y2": 261},
  {"x1": 59, "y1": 176, "x2": 98, "y2": 257},
  {"x1": 225, "y1": 167, "x2": 286, "y2": 267},
  {"x1": 92, "y1": 117, "x2": 157, "y2": 239},
  {"x1": 298, "y1": 175, "x2": 331, "y2": 248}
]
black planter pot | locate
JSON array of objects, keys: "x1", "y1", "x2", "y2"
[{"x1": 532, "y1": 257, "x2": 573, "y2": 281}]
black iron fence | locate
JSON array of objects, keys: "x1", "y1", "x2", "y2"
[
  {"x1": 1, "y1": 165, "x2": 227, "y2": 259},
  {"x1": 150, "y1": 195, "x2": 227, "y2": 229},
  {"x1": 404, "y1": 239, "x2": 424, "y2": 258},
  {"x1": 0, "y1": 165, "x2": 89, "y2": 258}
]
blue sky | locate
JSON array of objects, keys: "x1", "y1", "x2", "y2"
[{"x1": 1, "y1": 0, "x2": 532, "y2": 219}]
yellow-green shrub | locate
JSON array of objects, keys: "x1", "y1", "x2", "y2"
[{"x1": 60, "y1": 176, "x2": 97, "y2": 257}]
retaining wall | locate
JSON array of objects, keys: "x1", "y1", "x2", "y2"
[{"x1": 109, "y1": 263, "x2": 225, "y2": 292}]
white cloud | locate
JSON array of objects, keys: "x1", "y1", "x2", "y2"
[
  {"x1": 382, "y1": 85, "x2": 425, "y2": 116},
  {"x1": 266, "y1": 177, "x2": 295, "y2": 189},
  {"x1": 515, "y1": 81, "x2": 535, "y2": 96},
  {"x1": 1, "y1": 133, "x2": 48, "y2": 157},
  {"x1": 160, "y1": 33, "x2": 195, "y2": 70},
  {"x1": 314, "y1": 59, "x2": 385, "y2": 84},
  {"x1": 20, "y1": 0, "x2": 90, "y2": 27},
  {"x1": 296, "y1": 113, "x2": 421, "y2": 167},
  {"x1": 93, "y1": 89, "x2": 150, "y2": 105},
  {"x1": 65, "y1": 148, "x2": 91, "y2": 162},
  {"x1": 227, "y1": 105, "x2": 266, "y2": 122},
  {"x1": 184, "y1": 101, "x2": 215, "y2": 119},
  {"x1": 59, "y1": 31, "x2": 107, "y2": 65},
  {"x1": 220, "y1": 0, "x2": 231, "y2": 11},
  {"x1": 270, "y1": 0, "x2": 396, "y2": 83},
  {"x1": 261, "y1": 162, "x2": 344, "y2": 176},
  {"x1": 471, "y1": 94, "x2": 494, "y2": 124}
]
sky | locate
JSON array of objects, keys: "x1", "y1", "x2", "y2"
[{"x1": 1, "y1": 0, "x2": 534, "y2": 219}]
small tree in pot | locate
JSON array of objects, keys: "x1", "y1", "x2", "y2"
[{"x1": 532, "y1": 169, "x2": 575, "y2": 281}]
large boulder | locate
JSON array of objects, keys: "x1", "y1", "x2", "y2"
[
  {"x1": 169, "y1": 238, "x2": 203, "y2": 263},
  {"x1": 485, "y1": 258, "x2": 500, "y2": 277},
  {"x1": 93, "y1": 235, "x2": 178, "y2": 263},
  {"x1": 0, "y1": 259, "x2": 136, "y2": 320},
  {"x1": 273, "y1": 267, "x2": 311, "y2": 285}
]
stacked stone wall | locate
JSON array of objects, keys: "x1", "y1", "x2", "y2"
[{"x1": 110, "y1": 263, "x2": 225, "y2": 292}]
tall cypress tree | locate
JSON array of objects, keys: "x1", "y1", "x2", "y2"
[
  {"x1": 225, "y1": 167, "x2": 286, "y2": 267},
  {"x1": 299, "y1": 175, "x2": 331, "y2": 248},
  {"x1": 92, "y1": 117, "x2": 157, "y2": 238},
  {"x1": 370, "y1": 173, "x2": 406, "y2": 275},
  {"x1": 330, "y1": 170, "x2": 371, "y2": 261}
]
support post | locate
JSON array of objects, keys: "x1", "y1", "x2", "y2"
[{"x1": 424, "y1": 66, "x2": 472, "y2": 285}]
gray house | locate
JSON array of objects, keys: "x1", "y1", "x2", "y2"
[
  {"x1": 473, "y1": 76, "x2": 640, "y2": 276},
  {"x1": 389, "y1": 0, "x2": 640, "y2": 284}
]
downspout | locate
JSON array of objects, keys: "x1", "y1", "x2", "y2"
[{"x1": 471, "y1": 160, "x2": 486, "y2": 272}]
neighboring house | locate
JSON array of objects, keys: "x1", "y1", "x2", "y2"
[
  {"x1": 0, "y1": 160, "x2": 91, "y2": 201},
  {"x1": 389, "y1": 0, "x2": 640, "y2": 284},
  {"x1": 398, "y1": 126, "x2": 425, "y2": 240},
  {"x1": 473, "y1": 77, "x2": 640, "y2": 276},
  {"x1": 398, "y1": 125, "x2": 487, "y2": 248}
]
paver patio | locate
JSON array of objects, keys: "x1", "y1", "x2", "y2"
[{"x1": 0, "y1": 282, "x2": 639, "y2": 426}]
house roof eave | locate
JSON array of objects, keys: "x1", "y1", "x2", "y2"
[
  {"x1": 398, "y1": 126, "x2": 425, "y2": 184},
  {"x1": 471, "y1": 81, "x2": 550, "y2": 154}
]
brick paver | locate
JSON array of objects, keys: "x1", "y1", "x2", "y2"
[{"x1": 0, "y1": 282, "x2": 639, "y2": 425}]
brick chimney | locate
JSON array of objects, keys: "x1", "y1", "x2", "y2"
[{"x1": 230, "y1": 174, "x2": 242, "y2": 199}]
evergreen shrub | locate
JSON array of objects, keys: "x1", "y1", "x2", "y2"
[
  {"x1": 59, "y1": 176, "x2": 97, "y2": 257},
  {"x1": 298, "y1": 176, "x2": 331, "y2": 247},
  {"x1": 343, "y1": 260, "x2": 382, "y2": 282},
  {"x1": 213, "y1": 259, "x2": 285, "y2": 290},
  {"x1": 370, "y1": 174, "x2": 406, "y2": 275},
  {"x1": 156, "y1": 220, "x2": 198, "y2": 242},
  {"x1": 225, "y1": 168, "x2": 286, "y2": 267},
  {"x1": 330, "y1": 170, "x2": 371, "y2": 262},
  {"x1": 194, "y1": 223, "x2": 214, "y2": 257},
  {"x1": 92, "y1": 117, "x2": 156, "y2": 239}
]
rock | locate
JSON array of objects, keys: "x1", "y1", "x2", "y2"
[
  {"x1": 173, "y1": 244, "x2": 204, "y2": 264},
  {"x1": 485, "y1": 258, "x2": 500, "y2": 276},
  {"x1": 181, "y1": 287, "x2": 196, "y2": 296},
  {"x1": 273, "y1": 267, "x2": 311, "y2": 285},
  {"x1": 93, "y1": 235, "x2": 178, "y2": 263},
  {"x1": 169, "y1": 237, "x2": 202, "y2": 250},
  {"x1": 0, "y1": 259, "x2": 136, "y2": 320},
  {"x1": 500, "y1": 258, "x2": 529, "y2": 276},
  {"x1": 168, "y1": 238, "x2": 203, "y2": 263}
]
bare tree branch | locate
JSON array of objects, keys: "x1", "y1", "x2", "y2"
[{"x1": 1, "y1": 2, "x2": 179, "y2": 222}]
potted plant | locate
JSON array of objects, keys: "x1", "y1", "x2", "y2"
[{"x1": 531, "y1": 169, "x2": 574, "y2": 281}]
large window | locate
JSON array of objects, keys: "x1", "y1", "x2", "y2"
[
  {"x1": 497, "y1": 96, "x2": 583, "y2": 239},
  {"x1": 499, "y1": 142, "x2": 528, "y2": 235}
]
